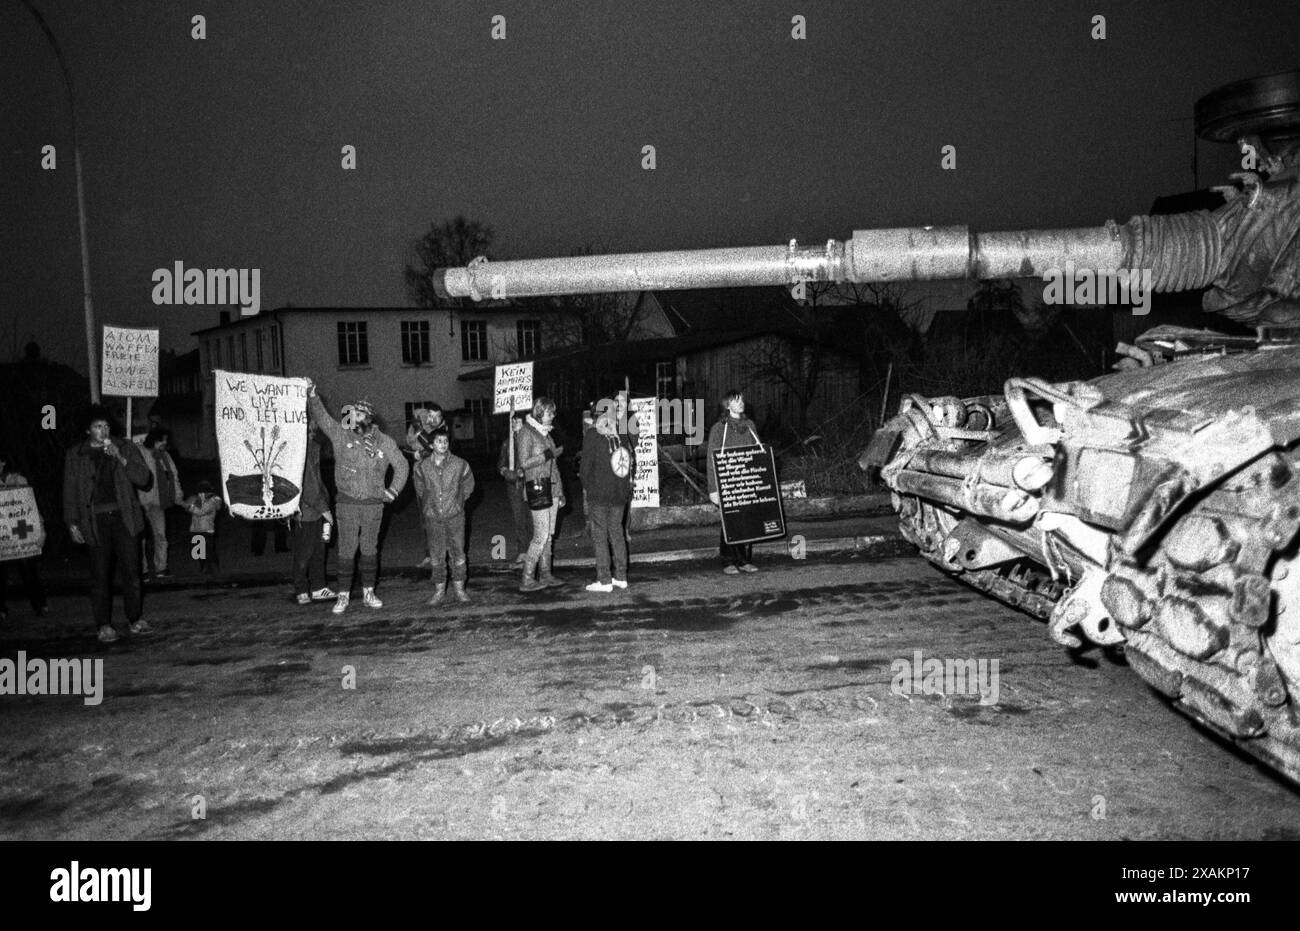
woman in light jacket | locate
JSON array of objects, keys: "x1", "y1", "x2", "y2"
[
  {"x1": 706, "y1": 389, "x2": 761, "y2": 575},
  {"x1": 515, "y1": 397, "x2": 566, "y2": 592}
]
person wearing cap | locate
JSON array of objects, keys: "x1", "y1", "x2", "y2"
[{"x1": 306, "y1": 384, "x2": 408, "y2": 614}]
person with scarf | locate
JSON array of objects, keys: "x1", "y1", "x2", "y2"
[
  {"x1": 706, "y1": 389, "x2": 761, "y2": 575},
  {"x1": 579, "y1": 404, "x2": 633, "y2": 592},
  {"x1": 515, "y1": 397, "x2": 566, "y2": 592},
  {"x1": 414, "y1": 428, "x2": 475, "y2": 605},
  {"x1": 306, "y1": 384, "x2": 408, "y2": 614},
  {"x1": 0, "y1": 451, "x2": 49, "y2": 623},
  {"x1": 137, "y1": 428, "x2": 184, "y2": 580}
]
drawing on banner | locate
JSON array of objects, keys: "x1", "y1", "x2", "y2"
[
  {"x1": 0, "y1": 486, "x2": 44, "y2": 562},
  {"x1": 629, "y1": 396, "x2": 659, "y2": 509},
  {"x1": 101, "y1": 325, "x2": 159, "y2": 397},
  {"x1": 494, "y1": 361, "x2": 534, "y2": 414},
  {"x1": 214, "y1": 370, "x2": 309, "y2": 520},
  {"x1": 714, "y1": 444, "x2": 786, "y2": 544}
]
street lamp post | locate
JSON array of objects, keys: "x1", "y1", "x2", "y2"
[{"x1": 20, "y1": 0, "x2": 99, "y2": 402}]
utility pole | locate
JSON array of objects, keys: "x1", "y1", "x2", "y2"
[{"x1": 20, "y1": 0, "x2": 99, "y2": 401}]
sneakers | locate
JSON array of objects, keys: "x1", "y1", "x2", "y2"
[
  {"x1": 451, "y1": 581, "x2": 470, "y2": 603},
  {"x1": 129, "y1": 618, "x2": 153, "y2": 634},
  {"x1": 362, "y1": 587, "x2": 383, "y2": 609},
  {"x1": 155, "y1": 570, "x2": 173, "y2": 580},
  {"x1": 511, "y1": 553, "x2": 525, "y2": 568},
  {"x1": 585, "y1": 581, "x2": 614, "y2": 593},
  {"x1": 611, "y1": 579, "x2": 628, "y2": 590},
  {"x1": 723, "y1": 565, "x2": 740, "y2": 575},
  {"x1": 417, "y1": 555, "x2": 433, "y2": 569},
  {"x1": 296, "y1": 593, "x2": 312, "y2": 605},
  {"x1": 332, "y1": 592, "x2": 350, "y2": 615},
  {"x1": 739, "y1": 564, "x2": 759, "y2": 573},
  {"x1": 97, "y1": 625, "x2": 119, "y2": 644},
  {"x1": 310, "y1": 587, "x2": 336, "y2": 601}
]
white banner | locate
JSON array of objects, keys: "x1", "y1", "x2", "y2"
[
  {"x1": 101, "y1": 325, "x2": 159, "y2": 397},
  {"x1": 0, "y1": 486, "x2": 44, "y2": 562},
  {"x1": 214, "y1": 370, "x2": 309, "y2": 520},
  {"x1": 493, "y1": 361, "x2": 534, "y2": 414},
  {"x1": 629, "y1": 396, "x2": 659, "y2": 509}
]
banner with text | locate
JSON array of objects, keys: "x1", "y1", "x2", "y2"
[
  {"x1": 101, "y1": 325, "x2": 159, "y2": 397},
  {"x1": 629, "y1": 396, "x2": 660, "y2": 509},
  {"x1": 493, "y1": 362, "x2": 534, "y2": 414},
  {"x1": 0, "y1": 486, "x2": 44, "y2": 562},
  {"x1": 214, "y1": 370, "x2": 309, "y2": 521},
  {"x1": 714, "y1": 444, "x2": 786, "y2": 544}
]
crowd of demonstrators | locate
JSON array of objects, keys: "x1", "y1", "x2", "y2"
[
  {"x1": 580, "y1": 403, "x2": 633, "y2": 593},
  {"x1": 497, "y1": 414, "x2": 531, "y2": 567},
  {"x1": 515, "y1": 397, "x2": 567, "y2": 593},
  {"x1": 137, "y1": 428, "x2": 184, "y2": 581},
  {"x1": 291, "y1": 411, "x2": 335, "y2": 605},
  {"x1": 62, "y1": 406, "x2": 154, "y2": 644},
  {"x1": 706, "y1": 389, "x2": 761, "y2": 575},
  {"x1": 414, "y1": 428, "x2": 475, "y2": 605},
  {"x1": 0, "y1": 451, "x2": 49, "y2": 623},
  {"x1": 184, "y1": 481, "x2": 222, "y2": 575},
  {"x1": 307, "y1": 382, "x2": 408, "y2": 614}
]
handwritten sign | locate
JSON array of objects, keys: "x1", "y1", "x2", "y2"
[
  {"x1": 214, "y1": 369, "x2": 309, "y2": 520},
  {"x1": 493, "y1": 362, "x2": 534, "y2": 415},
  {"x1": 629, "y1": 396, "x2": 659, "y2": 509},
  {"x1": 101, "y1": 325, "x2": 159, "y2": 397},
  {"x1": 714, "y1": 444, "x2": 786, "y2": 544},
  {"x1": 0, "y1": 486, "x2": 44, "y2": 562}
]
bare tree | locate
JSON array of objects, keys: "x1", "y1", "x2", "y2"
[{"x1": 404, "y1": 215, "x2": 495, "y2": 308}]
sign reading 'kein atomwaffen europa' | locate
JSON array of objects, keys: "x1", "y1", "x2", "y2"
[
  {"x1": 0, "y1": 486, "x2": 45, "y2": 562},
  {"x1": 493, "y1": 361, "x2": 534, "y2": 414},
  {"x1": 101, "y1": 325, "x2": 159, "y2": 397},
  {"x1": 713, "y1": 444, "x2": 786, "y2": 545},
  {"x1": 214, "y1": 370, "x2": 309, "y2": 521}
]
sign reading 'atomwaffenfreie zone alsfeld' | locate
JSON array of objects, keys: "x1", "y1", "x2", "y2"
[
  {"x1": 101, "y1": 325, "x2": 159, "y2": 397},
  {"x1": 714, "y1": 444, "x2": 786, "y2": 545}
]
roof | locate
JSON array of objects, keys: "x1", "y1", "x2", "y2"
[{"x1": 650, "y1": 287, "x2": 807, "y2": 335}]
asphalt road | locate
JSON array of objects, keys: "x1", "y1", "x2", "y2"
[{"x1": 3, "y1": 554, "x2": 1299, "y2": 840}]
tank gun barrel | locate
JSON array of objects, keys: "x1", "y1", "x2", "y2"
[{"x1": 432, "y1": 216, "x2": 1220, "y2": 300}]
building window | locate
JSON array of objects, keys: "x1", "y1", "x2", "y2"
[
  {"x1": 255, "y1": 329, "x2": 265, "y2": 372},
  {"x1": 656, "y1": 361, "x2": 677, "y2": 433},
  {"x1": 466, "y1": 398, "x2": 489, "y2": 434},
  {"x1": 401, "y1": 321, "x2": 431, "y2": 364},
  {"x1": 226, "y1": 336, "x2": 235, "y2": 372},
  {"x1": 516, "y1": 319, "x2": 541, "y2": 358},
  {"x1": 270, "y1": 324, "x2": 280, "y2": 371},
  {"x1": 239, "y1": 332, "x2": 248, "y2": 370},
  {"x1": 338, "y1": 322, "x2": 369, "y2": 366},
  {"x1": 461, "y1": 320, "x2": 487, "y2": 362},
  {"x1": 212, "y1": 339, "x2": 222, "y2": 371}
]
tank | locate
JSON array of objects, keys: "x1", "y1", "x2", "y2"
[{"x1": 434, "y1": 71, "x2": 1300, "y2": 784}]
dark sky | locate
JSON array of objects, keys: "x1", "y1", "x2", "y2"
[{"x1": 5, "y1": 0, "x2": 1298, "y2": 375}]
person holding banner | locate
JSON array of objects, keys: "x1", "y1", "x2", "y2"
[
  {"x1": 136, "y1": 428, "x2": 184, "y2": 581},
  {"x1": 291, "y1": 416, "x2": 336, "y2": 605},
  {"x1": 497, "y1": 414, "x2": 531, "y2": 567},
  {"x1": 63, "y1": 406, "x2": 154, "y2": 644},
  {"x1": 306, "y1": 384, "x2": 408, "y2": 614},
  {"x1": 515, "y1": 397, "x2": 566, "y2": 592},
  {"x1": 706, "y1": 389, "x2": 761, "y2": 575},
  {"x1": 0, "y1": 453, "x2": 49, "y2": 623}
]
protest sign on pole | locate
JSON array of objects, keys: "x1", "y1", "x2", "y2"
[
  {"x1": 213, "y1": 369, "x2": 309, "y2": 520},
  {"x1": 629, "y1": 396, "x2": 659, "y2": 509},
  {"x1": 101, "y1": 326, "x2": 159, "y2": 398},
  {"x1": 494, "y1": 362, "x2": 534, "y2": 415},
  {"x1": 714, "y1": 444, "x2": 786, "y2": 544},
  {"x1": 0, "y1": 486, "x2": 45, "y2": 562}
]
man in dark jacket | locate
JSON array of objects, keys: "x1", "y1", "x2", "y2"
[
  {"x1": 63, "y1": 407, "x2": 154, "y2": 644},
  {"x1": 580, "y1": 406, "x2": 633, "y2": 592},
  {"x1": 497, "y1": 414, "x2": 530, "y2": 567},
  {"x1": 292, "y1": 416, "x2": 336, "y2": 605}
]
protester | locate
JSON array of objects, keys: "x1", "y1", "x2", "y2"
[
  {"x1": 137, "y1": 428, "x2": 184, "y2": 580},
  {"x1": 184, "y1": 481, "x2": 223, "y2": 575},
  {"x1": 291, "y1": 416, "x2": 335, "y2": 605},
  {"x1": 580, "y1": 405, "x2": 633, "y2": 592},
  {"x1": 63, "y1": 406, "x2": 154, "y2": 643},
  {"x1": 515, "y1": 397, "x2": 566, "y2": 592},
  {"x1": 414, "y1": 428, "x2": 475, "y2": 605},
  {"x1": 0, "y1": 452, "x2": 49, "y2": 622},
  {"x1": 307, "y1": 384, "x2": 408, "y2": 614},
  {"x1": 706, "y1": 389, "x2": 761, "y2": 575},
  {"x1": 407, "y1": 405, "x2": 446, "y2": 569},
  {"x1": 496, "y1": 414, "x2": 530, "y2": 567}
]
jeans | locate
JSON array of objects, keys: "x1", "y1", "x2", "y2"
[
  {"x1": 90, "y1": 510, "x2": 143, "y2": 630},
  {"x1": 506, "y1": 480, "x2": 531, "y2": 554},
  {"x1": 0, "y1": 556, "x2": 47, "y2": 613},
  {"x1": 292, "y1": 517, "x2": 326, "y2": 595},
  {"x1": 424, "y1": 511, "x2": 467, "y2": 583},
  {"x1": 719, "y1": 527, "x2": 753, "y2": 568},
  {"x1": 336, "y1": 502, "x2": 382, "y2": 591},
  {"x1": 251, "y1": 518, "x2": 289, "y2": 555},
  {"x1": 194, "y1": 531, "x2": 218, "y2": 571},
  {"x1": 527, "y1": 500, "x2": 560, "y2": 564},
  {"x1": 142, "y1": 504, "x2": 169, "y2": 572},
  {"x1": 587, "y1": 503, "x2": 628, "y2": 584}
]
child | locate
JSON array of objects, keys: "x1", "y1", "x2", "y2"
[
  {"x1": 413, "y1": 429, "x2": 475, "y2": 605},
  {"x1": 185, "y1": 481, "x2": 223, "y2": 575}
]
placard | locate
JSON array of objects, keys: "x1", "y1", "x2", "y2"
[
  {"x1": 714, "y1": 444, "x2": 786, "y2": 544},
  {"x1": 101, "y1": 325, "x2": 159, "y2": 397},
  {"x1": 0, "y1": 486, "x2": 44, "y2": 562},
  {"x1": 214, "y1": 370, "x2": 309, "y2": 520},
  {"x1": 493, "y1": 362, "x2": 534, "y2": 414},
  {"x1": 629, "y1": 396, "x2": 659, "y2": 509}
]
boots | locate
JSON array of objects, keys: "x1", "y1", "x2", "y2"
[
  {"x1": 426, "y1": 583, "x2": 447, "y2": 606},
  {"x1": 519, "y1": 555, "x2": 546, "y2": 592},
  {"x1": 451, "y1": 580, "x2": 470, "y2": 603},
  {"x1": 538, "y1": 551, "x2": 564, "y2": 588}
]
